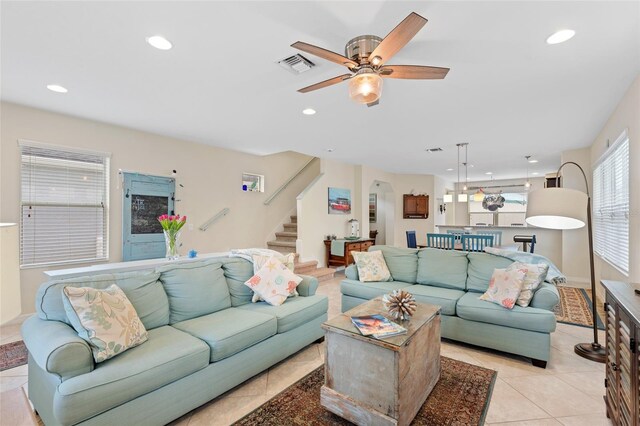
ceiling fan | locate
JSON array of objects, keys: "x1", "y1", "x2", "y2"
[{"x1": 291, "y1": 12, "x2": 449, "y2": 107}]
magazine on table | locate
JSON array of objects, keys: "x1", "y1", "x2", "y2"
[{"x1": 350, "y1": 314, "x2": 407, "y2": 339}]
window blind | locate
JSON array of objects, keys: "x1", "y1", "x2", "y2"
[
  {"x1": 592, "y1": 131, "x2": 629, "y2": 274},
  {"x1": 20, "y1": 141, "x2": 110, "y2": 267}
]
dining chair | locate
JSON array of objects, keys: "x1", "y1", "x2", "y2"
[
  {"x1": 426, "y1": 233, "x2": 455, "y2": 250},
  {"x1": 477, "y1": 230, "x2": 502, "y2": 246},
  {"x1": 461, "y1": 234, "x2": 494, "y2": 252},
  {"x1": 446, "y1": 230, "x2": 464, "y2": 242},
  {"x1": 406, "y1": 231, "x2": 417, "y2": 249}
]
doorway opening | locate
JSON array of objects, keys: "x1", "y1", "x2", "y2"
[{"x1": 369, "y1": 180, "x2": 395, "y2": 246}]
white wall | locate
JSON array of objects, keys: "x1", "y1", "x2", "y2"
[
  {"x1": 589, "y1": 74, "x2": 640, "y2": 285},
  {"x1": 0, "y1": 102, "x2": 320, "y2": 313},
  {"x1": 392, "y1": 174, "x2": 436, "y2": 247}
]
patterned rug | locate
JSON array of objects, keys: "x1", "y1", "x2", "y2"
[
  {"x1": 555, "y1": 286, "x2": 605, "y2": 330},
  {"x1": 0, "y1": 340, "x2": 28, "y2": 371},
  {"x1": 234, "y1": 356, "x2": 497, "y2": 426}
]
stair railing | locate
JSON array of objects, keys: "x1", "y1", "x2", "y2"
[
  {"x1": 263, "y1": 157, "x2": 318, "y2": 206},
  {"x1": 199, "y1": 208, "x2": 230, "y2": 231}
]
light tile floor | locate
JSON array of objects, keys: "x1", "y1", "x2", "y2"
[{"x1": 0, "y1": 273, "x2": 612, "y2": 426}]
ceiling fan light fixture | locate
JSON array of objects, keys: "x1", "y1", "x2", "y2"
[
  {"x1": 370, "y1": 56, "x2": 382, "y2": 66},
  {"x1": 348, "y1": 71, "x2": 382, "y2": 104}
]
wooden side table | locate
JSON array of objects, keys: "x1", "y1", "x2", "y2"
[
  {"x1": 321, "y1": 298, "x2": 441, "y2": 426},
  {"x1": 324, "y1": 239, "x2": 374, "y2": 268}
]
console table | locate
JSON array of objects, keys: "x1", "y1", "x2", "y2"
[
  {"x1": 603, "y1": 280, "x2": 640, "y2": 425},
  {"x1": 324, "y1": 239, "x2": 374, "y2": 268}
]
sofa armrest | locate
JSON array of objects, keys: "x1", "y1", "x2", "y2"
[
  {"x1": 529, "y1": 282, "x2": 560, "y2": 312},
  {"x1": 297, "y1": 275, "x2": 319, "y2": 296},
  {"x1": 21, "y1": 315, "x2": 94, "y2": 380},
  {"x1": 345, "y1": 264, "x2": 359, "y2": 281}
]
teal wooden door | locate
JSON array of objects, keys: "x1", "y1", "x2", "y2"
[{"x1": 122, "y1": 173, "x2": 175, "y2": 261}]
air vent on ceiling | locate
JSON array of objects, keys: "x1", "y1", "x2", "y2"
[
  {"x1": 278, "y1": 54, "x2": 315, "y2": 74},
  {"x1": 425, "y1": 147, "x2": 443, "y2": 152}
]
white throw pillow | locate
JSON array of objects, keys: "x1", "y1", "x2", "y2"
[
  {"x1": 506, "y1": 262, "x2": 549, "y2": 307},
  {"x1": 251, "y1": 253, "x2": 297, "y2": 302},
  {"x1": 62, "y1": 284, "x2": 148, "y2": 363},
  {"x1": 352, "y1": 250, "x2": 392, "y2": 282},
  {"x1": 479, "y1": 268, "x2": 527, "y2": 310},
  {"x1": 244, "y1": 256, "x2": 303, "y2": 306}
]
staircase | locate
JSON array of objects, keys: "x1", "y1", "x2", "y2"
[{"x1": 267, "y1": 215, "x2": 336, "y2": 282}]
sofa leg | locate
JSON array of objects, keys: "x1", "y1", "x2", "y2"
[
  {"x1": 314, "y1": 337, "x2": 325, "y2": 344},
  {"x1": 531, "y1": 359, "x2": 547, "y2": 368}
]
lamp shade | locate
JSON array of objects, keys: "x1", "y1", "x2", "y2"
[{"x1": 525, "y1": 187, "x2": 588, "y2": 230}]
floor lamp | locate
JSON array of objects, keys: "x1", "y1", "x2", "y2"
[{"x1": 525, "y1": 161, "x2": 606, "y2": 363}]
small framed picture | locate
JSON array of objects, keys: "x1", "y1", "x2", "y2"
[{"x1": 328, "y1": 187, "x2": 351, "y2": 214}]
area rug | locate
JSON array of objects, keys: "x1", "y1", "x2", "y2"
[
  {"x1": 233, "y1": 356, "x2": 497, "y2": 426},
  {"x1": 0, "y1": 340, "x2": 28, "y2": 371},
  {"x1": 555, "y1": 286, "x2": 605, "y2": 330}
]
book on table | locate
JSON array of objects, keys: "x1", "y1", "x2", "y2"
[{"x1": 350, "y1": 314, "x2": 407, "y2": 339}]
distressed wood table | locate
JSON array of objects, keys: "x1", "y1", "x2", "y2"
[{"x1": 320, "y1": 297, "x2": 441, "y2": 426}]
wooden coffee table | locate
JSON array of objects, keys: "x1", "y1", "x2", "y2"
[{"x1": 320, "y1": 297, "x2": 441, "y2": 426}]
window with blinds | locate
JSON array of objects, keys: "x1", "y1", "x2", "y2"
[
  {"x1": 592, "y1": 130, "x2": 629, "y2": 274},
  {"x1": 20, "y1": 141, "x2": 110, "y2": 267}
]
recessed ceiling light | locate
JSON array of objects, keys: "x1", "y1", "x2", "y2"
[
  {"x1": 446, "y1": 168, "x2": 454, "y2": 172},
  {"x1": 528, "y1": 159, "x2": 539, "y2": 163},
  {"x1": 146, "y1": 35, "x2": 173, "y2": 50},
  {"x1": 47, "y1": 84, "x2": 68, "y2": 93},
  {"x1": 546, "y1": 29, "x2": 575, "y2": 45},
  {"x1": 302, "y1": 108, "x2": 316, "y2": 115},
  {"x1": 326, "y1": 148, "x2": 334, "y2": 152},
  {"x1": 485, "y1": 172, "x2": 493, "y2": 175},
  {"x1": 532, "y1": 172, "x2": 539, "y2": 176}
]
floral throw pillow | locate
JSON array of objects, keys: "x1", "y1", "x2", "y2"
[
  {"x1": 352, "y1": 250, "x2": 392, "y2": 282},
  {"x1": 479, "y1": 268, "x2": 527, "y2": 310},
  {"x1": 62, "y1": 284, "x2": 148, "y2": 363},
  {"x1": 506, "y1": 262, "x2": 549, "y2": 307},
  {"x1": 251, "y1": 253, "x2": 297, "y2": 302},
  {"x1": 244, "y1": 256, "x2": 303, "y2": 306}
]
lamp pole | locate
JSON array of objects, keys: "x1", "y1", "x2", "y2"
[{"x1": 555, "y1": 162, "x2": 605, "y2": 362}]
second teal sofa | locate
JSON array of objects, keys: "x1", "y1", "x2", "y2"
[{"x1": 342, "y1": 246, "x2": 560, "y2": 367}]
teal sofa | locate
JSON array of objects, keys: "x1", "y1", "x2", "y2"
[
  {"x1": 21, "y1": 257, "x2": 328, "y2": 426},
  {"x1": 342, "y1": 246, "x2": 560, "y2": 367}
]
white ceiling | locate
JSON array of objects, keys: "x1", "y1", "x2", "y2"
[{"x1": 2, "y1": 1, "x2": 639, "y2": 181}]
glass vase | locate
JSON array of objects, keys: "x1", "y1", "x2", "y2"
[{"x1": 164, "y1": 230, "x2": 181, "y2": 260}]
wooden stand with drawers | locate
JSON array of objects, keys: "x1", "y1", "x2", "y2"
[
  {"x1": 324, "y1": 239, "x2": 374, "y2": 268},
  {"x1": 603, "y1": 280, "x2": 640, "y2": 426}
]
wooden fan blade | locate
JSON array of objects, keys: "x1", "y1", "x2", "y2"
[
  {"x1": 297, "y1": 74, "x2": 352, "y2": 93},
  {"x1": 369, "y1": 12, "x2": 428, "y2": 65},
  {"x1": 380, "y1": 65, "x2": 449, "y2": 79},
  {"x1": 291, "y1": 41, "x2": 358, "y2": 69}
]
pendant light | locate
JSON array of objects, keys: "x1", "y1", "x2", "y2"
[
  {"x1": 456, "y1": 143, "x2": 468, "y2": 202},
  {"x1": 524, "y1": 155, "x2": 532, "y2": 190}
]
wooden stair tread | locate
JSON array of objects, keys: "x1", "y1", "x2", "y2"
[
  {"x1": 267, "y1": 240, "x2": 296, "y2": 247},
  {"x1": 275, "y1": 231, "x2": 297, "y2": 237}
]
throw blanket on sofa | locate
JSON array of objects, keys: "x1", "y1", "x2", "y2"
[
  {"x1": 229, "y1": 248, "x2": 285, "y2": 264},
  {"x1": 484, "y1": 247, "x2": 567, "y2": 285}
]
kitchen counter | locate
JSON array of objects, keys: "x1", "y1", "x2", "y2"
[{"x1": 435, "y1": 225, "x2": 562, "y2": 267}]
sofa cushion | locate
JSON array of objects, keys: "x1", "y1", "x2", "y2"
[
  {"x1": 352, "y1": 250, "x2": 392, "y2": 282},
  {"x1": 221, "y1": 257, "x2": 255, "y2": 306},
  {"x1": 417, "y1": 248, "x2": 469, "y2": 290},
  {"x1": 466, "y1": 252, "x2": 514, "y2": 293},
  {"x1": 236, "y1": 295, "x2": 328, "y2": 333},
  {"x1": 172, "y1": 308, "x2": 276, "y2": 362},
  {"x1": 456, "y1": 292, "x2": 556, "y2": 333},
  {"x1": 36, "y1": 270, "x2": 170, "y2": 330},
  {"x1": 340, "y1": 279, "x2": 412, "y2": 300},
  {"x1": 245, "y1": 257, "x2": 302, "y2": 306},
  {"x1": 158, "y1": 260, "x2": 231, "y2": 324},
  {"x1": 403, "y1": 285, "x2": 465, "y2": 316},
  {"x1": 63, "y1": 284, "x2": 148, "y2": 363},
  {"x1": 368, "y1": 245, "x2": 419, "y2": 283},
  {"x1": 479, "y1": 268, "x2": 527, "y2": 310},
  {"x1": 55, "y1": 326, "x2": 209, "y2": 426}
]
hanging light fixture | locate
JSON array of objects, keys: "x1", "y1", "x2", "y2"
[
  {"x1": 473, "y1": 188, "x2": 485, "y2": 202},
  {"x1": 456, "y1": 143, "x2": 468, "y2": 202},
  {"x1": 524, "y1": 155, "x2": 532, "y2": 190}
]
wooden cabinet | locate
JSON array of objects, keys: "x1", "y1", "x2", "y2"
[
  {"x1": 324, "y1": 239, "x2": 375, "y2": 268},
  {"x1": 403, "y1": 194, "x2": 429, "y2": 219},
  {"x1": 603, "y1": 280, "x2": 640, "y2": 426}
]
